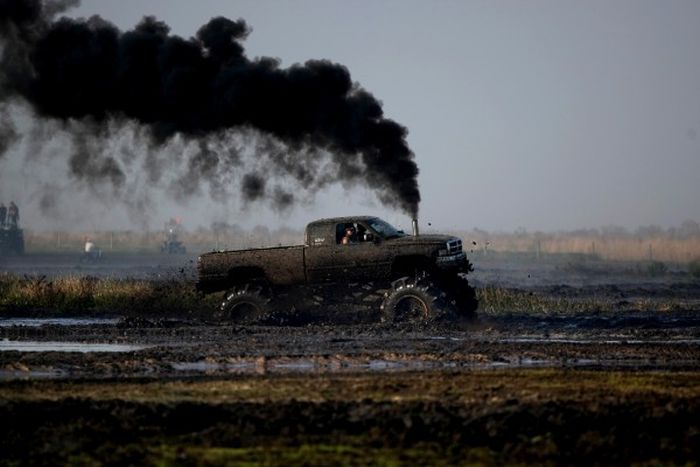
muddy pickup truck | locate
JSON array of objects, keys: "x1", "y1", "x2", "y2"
[{"x1": 197, "y1": 216, "x2": 476, "y2": 323}]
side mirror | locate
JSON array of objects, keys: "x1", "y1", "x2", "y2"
[{"x1": 364, "y1": 233, "x2": 374, "y2": 242}]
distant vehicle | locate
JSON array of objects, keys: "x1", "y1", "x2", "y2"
[
  {"x1": 161, "y1": 218, "x2": 187, "y2": 254},
  {"x1": 197, "y1": 216, "x2": 477, "y2": 323},
  {"x1": 0, "y1": 226, "x2": 24, "y2": 255},
  {"x1": 81, "y1": 239, "x2": 104, "y2": 263}
]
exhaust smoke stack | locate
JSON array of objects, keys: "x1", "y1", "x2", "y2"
[{"x1": 412, "y1": 218, "x2": 419, "y2": 236}]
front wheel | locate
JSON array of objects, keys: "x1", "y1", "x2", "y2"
[
  {"x1": 440, "y1": 273, "x2": 478, "y2": 318},
  {"x1": 219, "y1": 283, "x2": 272, "y2": 324},
  {"x1": 380, "y1": 276, "x2": 454, "y2": 323}
]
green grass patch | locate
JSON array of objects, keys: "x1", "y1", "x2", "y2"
[
  {"x1": 476, "y1": 287, "x2": 604, "y2": 314},
  {"x1": 0, "y1": 273, "x2": 689, "y2": 317},
  {"x1": 476, "y1": 286, "x2": 687, "y2": 314},
  {"x1": 0, "y1": 273, "x2": 219, "y2": 316}
]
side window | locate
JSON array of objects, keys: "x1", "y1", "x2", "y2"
[
  {"x1": 335, "y1": 224, "x2": 345, "y2": 244},
  {"x1": 335, "y1": 222, "x2": 357, "y2": 245},
  {"x1": 337, "y1": 222, "x2": 371, "y2": 245},
  {"x1": 355, "y1": 223, "x2": 368, "y2": 241}
]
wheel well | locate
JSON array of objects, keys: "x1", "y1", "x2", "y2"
[
  {"x1": 391, "y1": 255, "x2": 434, "y2": 278},
  {"x1": 227, "y1": 266, "x2": 268, "y2": 287}
]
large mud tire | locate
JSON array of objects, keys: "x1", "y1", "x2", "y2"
[
  {"x1": 380, "y1": 276, "x2": 454, "y2": 323},
  {"x1": 219, "y1": 283, "x2": 272, "y2": 324},
  {"x1": 441, "y1": 273, "x2": 478, "y2": 318}
]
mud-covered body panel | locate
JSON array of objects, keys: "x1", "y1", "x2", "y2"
[
  {"x1": 197, "y1": 216, "x2": 469, "y2": 293},
  {"x1": 198, "y1": 245, "x2": 306, "y2": 291}
]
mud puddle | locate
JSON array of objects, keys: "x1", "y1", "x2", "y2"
[
  {"x1": 496, "y1": 336, "x2": 700, "y2": 345},
  {"x1": 0, "y1": 318, "x2": 119, "y2": 327},
  {"x1": 425, "y1": 334, "x2": 700, "y2": 345},
  {"x1": 168, "y1": 355, "x2": 696, "y2": 376},
  {"x1": 0, "y1": 339, "x2": 148, "y2": 353}
]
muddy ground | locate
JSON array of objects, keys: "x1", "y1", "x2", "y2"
[{"x1": 1, "y1": 252, "x2": 699, "y2": 465}]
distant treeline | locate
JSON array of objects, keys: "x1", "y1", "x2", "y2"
[
  {"x1": 447, "y1": 220, "x2": 700, "y2": 263},
  {"x1": 21, "y1": 220, "x2": 700, "y2": 263}
]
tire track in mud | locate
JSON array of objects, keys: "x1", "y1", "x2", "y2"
[{"x1": 1, "y1": 311, "x2": 699, "y2": 379}]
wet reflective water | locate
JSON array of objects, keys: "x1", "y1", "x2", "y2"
[
  {"x1": 167, "y1": 355, "x2": 697, "y2": 375},
  {"x1": 0, "y1": 339, "x2": 147, "y2": 353},
  {"x1": 425, "y1": 335, "x2": 700, "y2": 345},
  {"x1": 0, "y1": 318, "x2": 119, "y2": 327}
]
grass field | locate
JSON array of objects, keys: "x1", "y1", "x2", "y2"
[{"x1": 0, "y1": 273, "x2": 692, "y2": 317}]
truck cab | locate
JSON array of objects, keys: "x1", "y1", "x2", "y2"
[{"x1": 303, "y1": 216, "x2": 469, "y2": 282}]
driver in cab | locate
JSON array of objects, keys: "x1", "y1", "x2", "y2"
[{"x1": 341, "y1": 226, "x2": 356, "y2": 245}]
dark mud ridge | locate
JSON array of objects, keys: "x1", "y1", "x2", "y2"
[{"x1": 1, "y1": 371, "x2": 698, "y2": 465}]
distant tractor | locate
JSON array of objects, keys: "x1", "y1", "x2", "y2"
[
  {"x1": 161, "y1": 217, "x2": 187, "y2": 254},
  {"x1": 0, "y1": 226, "x2": 24, "y2": 255}
]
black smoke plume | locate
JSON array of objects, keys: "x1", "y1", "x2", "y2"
[{"x1": 0, "y1": 0, "x2": 420, "y2": 216}]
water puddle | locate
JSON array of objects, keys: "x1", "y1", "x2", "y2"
[
  {"x1": 166, "y1": 355, "x2": 694, "y2": 375},
  {"x1": 496, "y1": 337, "x2": 700, "y2": 345},
  {"x1": 425, "y1": 335, "x2": 700, "y2": 345},
  {"x1": 0, "y1": 339, "x2": 148, "y2": 353},
  {"x1": 0, "y1": 318, "x2": 119, "y2": 327}
]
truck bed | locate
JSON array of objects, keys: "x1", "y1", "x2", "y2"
[{"x1": 198, "y1": 245, "x2": 306, "y2": 290}]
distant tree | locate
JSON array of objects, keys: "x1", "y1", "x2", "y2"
[
  {"x1": 600, "y1": 225, "x2": 629, "y2": 237},
  {"x1": 678, "y1": 220, "x2": 700, "y2": 238},
  {"x1": 211, "y1": 221, "x2": 242, "y2": 235},
  {"x1": 635, "y1": 224, "x2": 665, "y2": 238},
  {"x1": 569, "y1": 228, "x2": 600, "y2": 237}
]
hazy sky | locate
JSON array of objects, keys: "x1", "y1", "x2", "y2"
[{"x1": 3, "y1": 0, "x2": 699, "y2": 232}]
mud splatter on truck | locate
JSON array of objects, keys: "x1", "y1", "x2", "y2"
[{"x1": 197, "y1": 216, "x2": 477, "y2": 323}]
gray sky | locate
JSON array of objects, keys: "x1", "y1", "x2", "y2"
[{"x1": 3, "y1": 0, "x2": 699, "y2": 232}]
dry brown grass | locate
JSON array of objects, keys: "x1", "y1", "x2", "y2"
[
  {"x1": 455, "y1": 230, "x2": 700, "y2": 263},
  {"x1": 20, "y1": 225, "x2": 700, "y2": 263},
  {"x1": 22, "y1": 228, "x2": 304, "y2": 253},
  {"x1": 0, "y1": 274, "x2": 219, "y2": 315}
]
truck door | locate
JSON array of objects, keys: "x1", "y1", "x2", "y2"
[
  {"x1": 307, "y1": 222, "x2": 392, "y2": 282},
  {"x1": 304, "y1": 223, "x2": 338, "y2": 282}
]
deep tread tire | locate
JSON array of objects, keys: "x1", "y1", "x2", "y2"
[
  {"x1": 219, "y1": 283, "x2": 272, "y2": 324},
  {"x1": 380, "y1": 275, "x2": 454, "y2": 323}
]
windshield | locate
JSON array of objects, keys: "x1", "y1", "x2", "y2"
[{"x1": 367, "y1": 218, "x2": 405, "y2": 239}]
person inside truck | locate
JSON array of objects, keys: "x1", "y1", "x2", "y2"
[{"x1": 341, "y1": 226, "x2": 356, "y2": 245}]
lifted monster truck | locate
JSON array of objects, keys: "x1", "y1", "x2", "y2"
[{"x1": 197, "y1": 216, "x2": 477, "y2": 323}]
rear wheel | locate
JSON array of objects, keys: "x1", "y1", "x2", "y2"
[
  {"x1": 380, "y1": 275, "x2": 453, "y2": 323},
  {"x1": 219, "y1": 283, "x2": 272, "y2": 324}
]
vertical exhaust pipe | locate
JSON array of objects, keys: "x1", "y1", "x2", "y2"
[{"x1": 412, "y1": 218, "x2": 419, "y2": 236}]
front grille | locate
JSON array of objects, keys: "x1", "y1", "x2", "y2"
[{"x1": 446, "y1": 239, "x2": 462, "y2": 254}]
